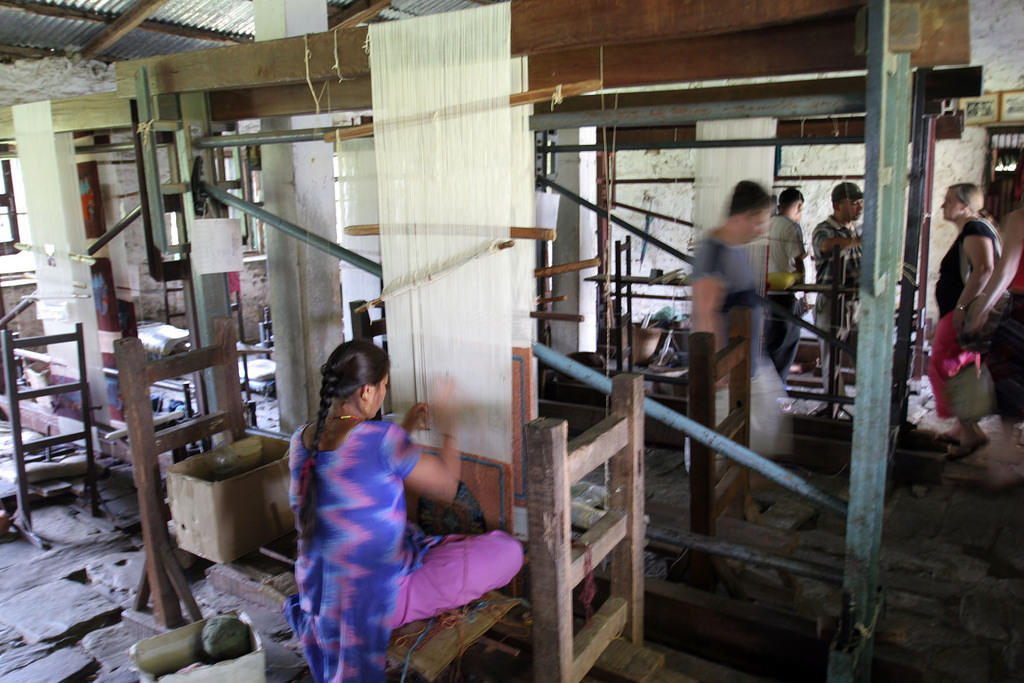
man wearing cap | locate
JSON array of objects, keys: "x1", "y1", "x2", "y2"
[{"x1": 812, "y1": 182, "x2": 864, "y2": 395}]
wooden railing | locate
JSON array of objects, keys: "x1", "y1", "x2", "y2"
[
  {"x1": 526, "y1": 374, "x2": 644, "y2": 683},
  {"x1": 687, "y1": 306, "x2": 753, "y2": 589}
]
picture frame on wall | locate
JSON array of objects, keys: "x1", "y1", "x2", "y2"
[
  {"x1": 962, "y1": 94, "x2": 999, "y2": 125},
  {"x1": 999, "y1": 91, "x2": 1024, "y2": 123}
]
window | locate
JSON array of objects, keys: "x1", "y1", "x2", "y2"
[{"x1": 0, "y1": 160, "x2": 23, "y2": 256}]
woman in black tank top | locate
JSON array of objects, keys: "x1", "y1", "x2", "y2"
[{"x1": 927, "y1": 183, "x2": 999, "y2": 458}]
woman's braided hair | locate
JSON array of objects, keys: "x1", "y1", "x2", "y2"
[{"x1": 298, "y1": 340, "x2": 389, "y2": 543}]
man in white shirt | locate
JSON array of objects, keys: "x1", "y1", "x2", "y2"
[{"x1": 765, "y1": 187, "x2": 807, "y2": 382}]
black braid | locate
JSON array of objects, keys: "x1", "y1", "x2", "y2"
[
  {"x1": 296, "y1": 340, "x2": 389, "y2": 546},
  {"x1": 298, "y1": 373, "x2": 340, "y2": 544}
]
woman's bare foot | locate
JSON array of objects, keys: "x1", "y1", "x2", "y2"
[{"x1": 947, "y1": 422, "x2": 989, "y2": 460}]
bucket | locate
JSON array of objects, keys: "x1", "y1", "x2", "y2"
[{"x1": 632, "y1": 325, "x2": 664, "y2": 365}]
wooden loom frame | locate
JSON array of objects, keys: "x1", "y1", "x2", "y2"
[{"x1": 115, "y1": 316, "x2": 245, "y2": 628}]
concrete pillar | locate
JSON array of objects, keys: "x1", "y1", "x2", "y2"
[
  {"x1": 13, "y1": 100, "x2": 107, "y2": 425},
  {"x1": 337, "y1": 138, "x2": 381, "y2": 341},
  {"x1": 578, "y1": 127, "x2": 599, "y2": 351},
  {"x1": 254, "y1": 0, "x2": 342, "y2": 434}
]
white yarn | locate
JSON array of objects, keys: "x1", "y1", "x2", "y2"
[{"x1": 370, "y1": 4, "x2": 521, "y2": 462}]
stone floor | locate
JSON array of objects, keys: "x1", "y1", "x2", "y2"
[
  {"x1": 1, "y1": 380, "x2": 1023, "y2": 681},
  {"x1": 0, "y1": 463, "x2": 308, "y2": 683}
]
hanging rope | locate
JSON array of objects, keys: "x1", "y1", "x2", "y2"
[{"x1": 303, "y1": 33, "x2": 324, "y2": 119}]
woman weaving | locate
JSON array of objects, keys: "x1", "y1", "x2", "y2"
[{"x1": 283, "y1": 340, "x2": 523, "y2": 682}]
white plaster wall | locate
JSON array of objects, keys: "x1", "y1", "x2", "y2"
[
  {"x1": 0, "y1": 57, "x2": 114, "y2": 107},
  {"x1": 923, "y1": 0, "x2": 1024, "y2": 324},
  {"x1": 971, "y1": 0, "x2": 1024, "y2": 93},
  {"x1": 610, "y1": 149, "x2": 696, "y2": 320}
]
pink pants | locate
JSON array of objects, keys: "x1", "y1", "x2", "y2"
[
  {"x1": 928, "y1": 311, "x2": 981, "y2": 419},
  {"x1": 389, "y1": 530, "x2": 523, "y2": 629}
]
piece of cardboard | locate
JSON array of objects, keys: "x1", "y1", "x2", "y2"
[
  {"x1": 131, "y1": 611, "x2": 265, "y2": 682},
  {"x1": 167, "y1": 435, "x2": 293, "y2": 564}
]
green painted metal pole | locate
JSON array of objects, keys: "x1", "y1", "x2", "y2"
[
  {"x1": 827, "y1": 1, "x2": 913, "y2": 680},
  {"x1": 202, "y1": 182, "x2": 383, "y2": 279}
]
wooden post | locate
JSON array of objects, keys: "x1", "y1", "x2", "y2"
[
  {"x1": 687, "y1": 330, "x2": 716, "y2": 589},
  {"x1": 609, "y1": 374, "x2": 644, "y2": 643},
  {"x1": 116, "y1": 336, "x2": 184, "y2": 628},
  {"x1": 211, "y1": 317, "x2": 245, "y2": 441},
  {"x1": 726, "y1": 308, "x2": 753, "y2": 518},
  {"x1": 526, "y1": 417, "x2": 573, "y2": 682}
]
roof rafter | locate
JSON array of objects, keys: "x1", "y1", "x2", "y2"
[
  {"x1": 78, "y1": 0, "x2": 177, "y2": 60},
  {"x1": 0, "y1": 43, "x2": 61, "y2": 61},
  {"x1": 0, "y1": 0, "x2": 249, "y2": 49}
]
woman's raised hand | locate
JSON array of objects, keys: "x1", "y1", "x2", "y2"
[
  {"x1": 401, "y1": 403, "x2": 429, "y2": 432},
  {"x1": 429, "y1": 377, "x2": 457, "y2": 437}
]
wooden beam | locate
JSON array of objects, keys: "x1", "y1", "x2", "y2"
[
  {"x1": 535, "y1": 257, "x2": 600, "y2": 278},
  {"x1": 0, "y1": 0, "x2": 247, "y2": 44},
  {"x1": 528, "y1": 6, "x2": 969, "y2": 90},
  {"x1": 566, "y1": 414, "x2": 628, "y2": 483},
  {"x1": 115, "y1": 27, "x2": 370, "y2": 97},
  {"x1": 331, "y1": 0, "x2": 390, "y2": 30},
  {"x1": 0, "y1": 91, "x2": 132, "y2": 142},
  {"x1": 568, "y1": 510, "x2": 626, "y2": 586},
  {"x1": 208, "y1": 79, "x2": 373, "y2": 120},
  {"x1": 529, "y1": 16, "x2": 861, "y2": 90},
  {"x1": 78, "y1": 0, "x2": 176, "y2": 61},
  {"x1": 342, "y1": 224, "x2": 555, "y2": 241},
  {"x1": 595, "y1": 117, "x2": 866, "y2": 147},
  {"x1": 110, "y1": 1, "x2": 966, "y2": 100},
  {"x1": 0, "y1": 44, "x2": 61, "y2": 60},
  {"x1": 319, "y1": 78, "x2": 603, "y2": 142},
  {"x1": 511, "y1": 0, "x2": 864, "y2": 55}
]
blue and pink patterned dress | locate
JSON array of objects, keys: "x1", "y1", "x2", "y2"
[{"x1": 283, "y1": 421, "x2": 441, "y2": 682}]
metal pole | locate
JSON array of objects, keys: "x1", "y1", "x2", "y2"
[
  {"x1": 196, "y1": 127, "x2": 329, "y2": 149},
  {"x1": 88, "y1": 205, "x2": 142, "y2": 255},
  {"x1": 538, "y1": 175, "x2": 856, "y2": 357},
  {"x1": 541, "y1": 136, "x2": 864, "y2": 153},
  {"x1": 202, "y1": 182, "x2": 383, "y2": 278},
  {"x1": 532, "y1": 341, "x2": 848, "y2": 518},
  {"x1": 0, "y1": 299, "x2": 35, "y2": 331},
  {"x1": 646, "y1": 526, "x2": 843, "y2": 586},
  {"x1": 892, "y1": 69, "x2": 934, "y2": 426}
]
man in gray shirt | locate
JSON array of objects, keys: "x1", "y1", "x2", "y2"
[{"x1": 765, "y1": 188, "x2": 807, "y2": 382}]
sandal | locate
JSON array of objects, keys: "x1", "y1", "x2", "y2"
[{"x1": 946, "y1": 436, "x2": 989, "y2": 461}]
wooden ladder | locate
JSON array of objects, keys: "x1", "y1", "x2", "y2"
[
  {"x1": 526, "y1": 373, "x2": 645, "y2": 683},
  {"x1": 115, "y1": 316, "x2": 246, "y2": 628}
]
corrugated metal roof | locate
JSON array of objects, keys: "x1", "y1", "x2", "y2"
[
  {"x1": 148, "y1": 0, "x2": 254, "y2": 38},
  {"x1": 0, "y1": 9, "x2": 106, "y2": 52},
  {"x1": 0, "y1": 7, "x2": 224, "y2": 57},
  {"x1": 0, "y1": 0, "x2": 503, "y2": 61},
  {"x1": 100, "y1": 29, "x2": 228, "y2": 60}
]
